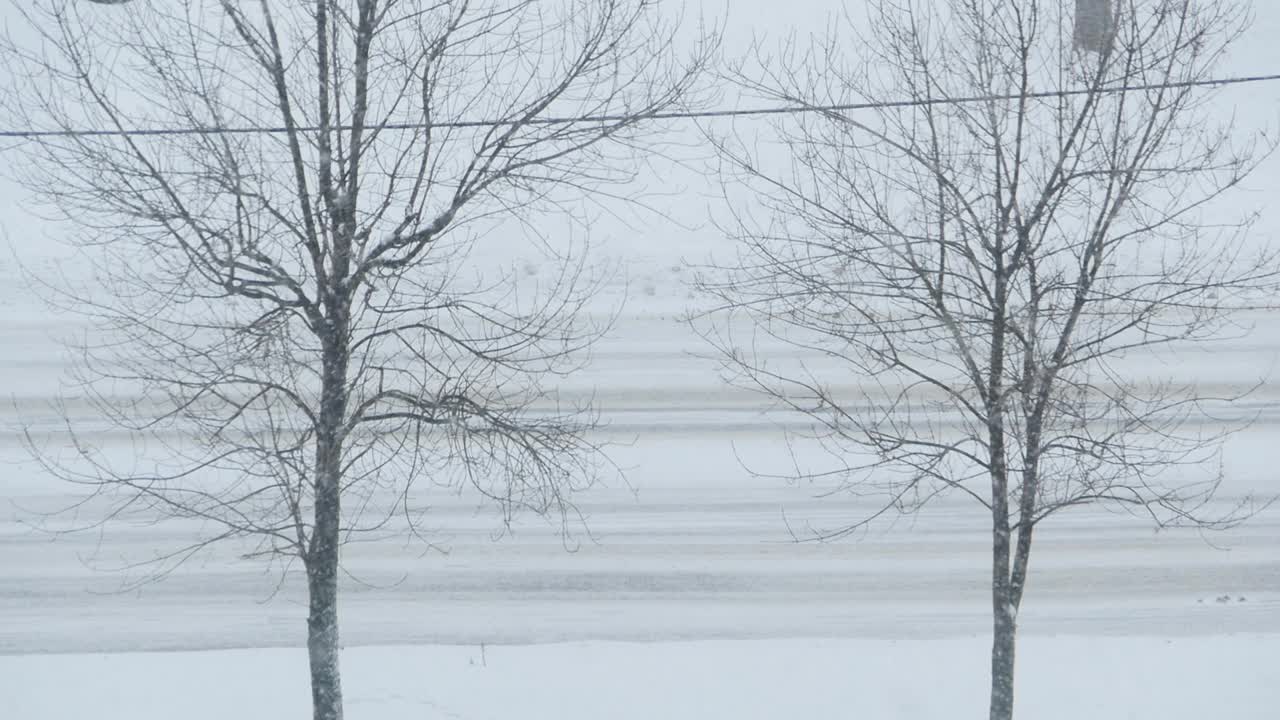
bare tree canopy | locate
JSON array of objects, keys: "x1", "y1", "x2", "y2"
[
  {"x1": 2, "y1": 1, "x2": 710, "y2": 719},
  {"x1": 695, "y1": 1, "x2": 1274, "y2": 719}
]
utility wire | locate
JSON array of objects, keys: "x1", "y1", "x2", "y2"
[{"x1": 2, "y1": 72, "x2": 1278, "y2": 140}]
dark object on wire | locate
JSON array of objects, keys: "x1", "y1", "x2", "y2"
[{"x1": 1074, "y1": 0, "x2": 1117, "y2": 53}]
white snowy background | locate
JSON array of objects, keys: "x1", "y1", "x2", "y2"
[{"x1": 1, "y1": 1, "x2": 1278, "y2": 717}]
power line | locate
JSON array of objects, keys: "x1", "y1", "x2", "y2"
[{"x1": 2, "y1": 72, "x2": 1278, "y2": 140}]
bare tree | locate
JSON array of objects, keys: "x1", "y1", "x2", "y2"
[
  {"x1": 2, "y1": 1, "x2": 708, "y2": 718},
  {"x1": 695, "y1": 2, "x2": 1273, "y2": 718}
]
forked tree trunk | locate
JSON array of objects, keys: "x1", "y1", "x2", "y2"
[
  {"x1": 990, "y1": 516, "x2": 1032, "y2": 720},
  {"x1": 989, "y1": 591, "x2": 1017, "y2": 720}
]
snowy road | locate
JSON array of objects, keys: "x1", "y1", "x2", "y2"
[
  {"x1": 4, "y1": 476, "x2": 1279, "y2": 654},
  {"x1": 4, "y1": 310, "x2": 1280, "y2": 654}
]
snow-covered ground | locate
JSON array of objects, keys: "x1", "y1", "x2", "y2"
[
  {"x1": 5, "y1": 636, "x2": 1280, "y2": 720},
  {"x1": 5, "y1": 213, "x2": 1280, "y2": 712},
  {"x1": 3, "y1": 225, "x2": 1280, "y2": 717},
  {"x1": 4, "y1": 296, "x2": 1280, "y2": 651},
  {"x1": 3, "y1": 302, "x2": 1279, "y2": 720}
]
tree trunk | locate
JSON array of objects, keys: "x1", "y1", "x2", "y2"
[
  {"x1": 989, "y1": 591, "x2": 1017, "y2": 720},
  {"x1": 990, "y1": 516, "x2": 1031, "y2": 720},
  {"x1": 306, "y1": 555, "x2": 343, "y2": 720},
  {"x1": 308, "y1": 343, "x2": 348, "y2": 720}
]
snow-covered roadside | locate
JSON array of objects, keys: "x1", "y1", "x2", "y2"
[{"x1": 4, "y1": 636, "x2": 1277, "y2": 720}]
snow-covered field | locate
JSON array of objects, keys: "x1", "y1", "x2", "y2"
[
  {"x1": 3, "y1": 299, "x2": 1279, "y2": 717},
  {"x1": 3, "y1": 208, "x2": 1280, "y2": 718},
  {"x1": 5, "y1": 636, "x2": 1280, "y2": 719}
]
